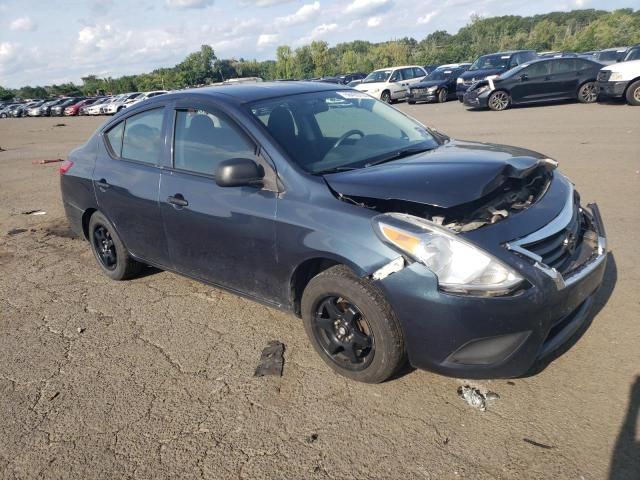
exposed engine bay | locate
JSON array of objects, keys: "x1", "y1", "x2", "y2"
[{"x1": 335, "y1": 166, "x2": 552, "y2": 232}]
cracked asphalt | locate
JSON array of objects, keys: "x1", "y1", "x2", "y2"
[{"x1": 1, "y1": 100, "x2": 639, "y2": 479}]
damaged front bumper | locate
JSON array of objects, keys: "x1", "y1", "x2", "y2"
[{"x1": 374, "y1": 201, "x2": 608, "y2": 379}]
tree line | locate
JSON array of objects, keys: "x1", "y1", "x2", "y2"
[{"x1": 2, "y1": 8, "x2": 639, "y2": 100}]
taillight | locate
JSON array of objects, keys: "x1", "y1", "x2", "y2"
[{"x1": 59, "y1": 160, "x2": 74, "y2": 175}]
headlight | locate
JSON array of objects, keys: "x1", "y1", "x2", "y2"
[
  {"x1": 456, "y1": 77, "x2": 464, "y2": 84},
  {"x1": 373, "y1": 213, "x2": 524, "y2": 296},
  {"x1": 427, "y1": 86, "x2": 438, "y2": 92},
  {"x1": 475, "y1": 85, "x2": 491, "y2": 95},
  {"x1": 609, "y1": 72, "x2": 624, "y2": 81}
]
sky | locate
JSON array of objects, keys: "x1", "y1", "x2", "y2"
[{"x1": 0, "y1": 0, "x2": 638, "y2": 88}]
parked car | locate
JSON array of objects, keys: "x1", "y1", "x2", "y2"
[
  {"x1": 122, "y1": 91, "x2": 168, "y2": 109},
  {"x1": 592, "y1": 47, "x2": 629, "y2": 65},
  {"x1": 60, "y1": 82, "x2": 607, "y2": 383},
  {"x1": 83, "y1": 97, "x2": 114, "y2": 115},
  {"x1": 10, "y1": 100, "x2": 43, "y2": 117},
  {"x1": 28, "y1": 98, "x2": 68, "y2": 117},
  {"x1": 0, "y1": 103, "x2": 22, "y2": 118},
  {"x1": 347, "y1": 79, "x2": 363, "y2": 87},
  {"x1": 538, "y1": 51, "x2": 578, "y2": 58},
  {"x1": 408, "y1": 65, "x2": 471, "y2": 104},
  {"x1": 456, "y1": 50, "x2": 538, "y2": 101},
  {"x1": 623, "y1": 44, "x2": 640, "y2": 62},
  {"x1": 597, "y1": 59, "x2": 640, "y2": 106},
  {"x1": 423, "y1": 64, "x2": 440, "y2": 75},
  {"x1": 65, "y1": 97, "x2": 103, "y2": 116},
  {"x1": 355, "y1": 66, "x2": 429, "y2": 103},
  {"x1": 51, "y1": 97, "x2": 85, "y2": 116},
  {"x1": 104, "y1": 92, "x2": 143, "y2": 114},
  {"x1": 339, "y1": 73, "x2": 367, "y2": 84},
  {"x1": 463, "y1": 57, "x2": 603, "y2": 111}
]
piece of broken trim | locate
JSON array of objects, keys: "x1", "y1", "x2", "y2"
[
  {"x1": 254, "y1": 340, "x2": 285, "y2": 377},
  {"x1": 457, "y1": 385, "x2": 500, "y2": 411},
  {"x1": 371, "y1": 257, "x2": 405, "y2": 280}
]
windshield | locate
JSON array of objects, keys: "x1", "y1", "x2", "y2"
[
  {"x1": 248, "y1": 90, "x2": 439, "y2": 174},
  {"x1": 425, "y1": 70, "x2": 455, "y2": 81},
  {"x1": 363, "y1": 70, "x2": 392, "y2": 83},
  {"x1": 595, "y1": 50, "x2": 621, "y2": 61},
  {"x1": 470, "y1": 54, "x2": 511, "y2": 71},
  {"x1": 625, "y1": 48, "x2": 640, "y2": 61}
]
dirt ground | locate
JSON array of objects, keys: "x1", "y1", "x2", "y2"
[{"x1": 0, "y1": 100, "x2": 639, "y2": 480}]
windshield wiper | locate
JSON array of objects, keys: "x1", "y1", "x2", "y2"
[
  {"x1": 365, "y1": 146, "x2": 435, "y2": 167},
  {"x1": 313, "y1": 166, "x2": 360, "y2": 175}
]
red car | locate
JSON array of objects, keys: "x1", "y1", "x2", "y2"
[{"x1": 64, "y1": 97, "x2": 103, "y2": 116}]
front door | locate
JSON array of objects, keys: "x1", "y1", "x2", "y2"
[
  {"x1": 510, "y1": 61, "x2": 553, "y2": 103},
  {"x1": 93, "y1": 106, "x2": 170, "y2": 266},
  {"x1": 159, "y1": 103, "x2": 280, "y2": 302}
]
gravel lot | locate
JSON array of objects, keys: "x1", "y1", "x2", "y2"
[{"x1": 1, "y1": 100, "x2": 639, "y2": 480}]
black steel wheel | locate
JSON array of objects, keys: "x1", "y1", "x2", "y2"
[
  {"x1": 578, "y1": 81, "x2": 598, "y2": 103},
  {"x1": 301, "y1": 265, "x2": 405, "y2": 383},
  {"x1": 88, "y1": 211, "x2": 143, "y2": 280},
  {"x1": 488, "y1": 90, "x2": 510, "y2": 111}
]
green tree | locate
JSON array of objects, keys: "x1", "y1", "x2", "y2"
[
  {"x1": 275, "y1": 45, "x2": 294, "y2": 79},
  {"x1": 0, "y1": 86, "x2": 13, "y2": 101},
  {"x1": 310, "y1": 41, "x2": 332, "y2": 77},
  {"x1": 177, "y1": 44, "x2": 217, "y2": 86}
]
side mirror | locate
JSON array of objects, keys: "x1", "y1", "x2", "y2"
[
  {"x1": 215, "y1": 158, "x2": 264, "y2": 187},
  {"x1": 520, "y1": 73, "x2": 529, "y2": 81}
]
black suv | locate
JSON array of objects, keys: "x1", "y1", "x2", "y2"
[{"x1": 456, "y1": 50, "x2": 537, "y2": 101}]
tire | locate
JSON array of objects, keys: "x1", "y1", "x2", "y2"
[
  {"x1": 625, "y1": 80, "x2": 640, "y2": 106},
  {"x1": 437, "y1": 88, "x2": 448, "y2": 103},
  {"x1": 408, "y1": 100, "x2": 416, "y2": 105},
  {"x1": 88, "y1": 211, "x2": 143, "y2": 280},
  {"x1": 380, "y1": 91, "x2": 391, "y2": 104},
  {"x1": 301, "y1": 265, "x2": 405, "y2": 383},
  {"x1": 577, "y1": 81, "x2": 598, "y2": 103},
  {"x1": 487, "y1": 90, "x2": 510, "y2": 111}
]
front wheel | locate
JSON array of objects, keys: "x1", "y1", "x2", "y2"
[
  {"x1": 488, "y1": 90, "x2": 510, "y2": 111},
  {"x1": 625, "y1": 80, "x2": 640, "y2": 106},
  {"x1": 380, "y1": 91, "x2": 391, "y2": 104},
  {"x1": 437, "y1": 88, "x2": 448, "y2": 103},
  {"x1": 578, "y1": 81, "x2": 598, "y2": 103},
  {"x1": 301, "y1": 265, "x2": 405, "y2": 383},
  {"x1": 88, "y1": 211, "x2": 143, "y2": 280}
]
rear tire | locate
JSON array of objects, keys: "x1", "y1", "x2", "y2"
[
  {"x1": 301, "y1": 265, "x2": 405, "y2": 383},
  {"x1": 487, "y1": 90, "x2": 510, "y2": 111},
  {"x1": 88, "y1": 211, "x2": 143, "y2": 280},
  {"x1": 408, "y1": 100, "x2": 416, "y2": 105},
  {"x1": 625, "y1": 80, "x2": 640, "y2": 106},
  {"x1": 577, "y1": 81, "x2": 598, "y2": 103},
  {"x1": 437, "y1": 88, "x2": 448, "y2": 103}
]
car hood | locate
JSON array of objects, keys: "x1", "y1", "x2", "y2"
[
  {"x1": 412, "y1": 79, "x2": 447, "y2": 88},
  {"x1": 355, "y1": 82, "x2": 387, "y2": 90},
  {"x1": 322, "y1": 140, "x2": 551, "y2": 209},
  {"x1": 460, "y1": 68, "x2": 504, "y2": 81}
]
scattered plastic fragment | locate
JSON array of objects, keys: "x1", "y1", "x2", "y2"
[
  {"x1": 306, "y1": 433, "x2": 318, "y2": 444},
  {"x1": 32, "y1": 158, "x2": 64, "y2": 165},
  {"x1": 7, "y1": 228, "x2": 27, "y2": 236},
  {"x1": 523, "y1": 438, "x2": 554, "y2": 449},
  {"x1": 49, "y1": 392, "x2": 60, "y2": 401},
  {"x1": 77, "y1": 327, "x2": 85, "y2": 334},
  {"x1": 254, "y1": 340, "x2": 284, "y2": 377},
  {"x1": 54, "y1": 123, "x2": 66, "y2": 127},
  {"x1": 22, "y1": 210, "x2": 46, "y2": 216},
  {"x1": 457, "y1": 385, "x2": 500, "y2": 411}
]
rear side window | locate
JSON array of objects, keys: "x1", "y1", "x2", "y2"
[
  {"x1": 525, "y1": 61, "x2": 551, "y2": 77},
  {"x1": 173, "y1": 109, "x2": 255, "y2": 176},
  {"x1": 413, "y1": 67, "x2": 426, "y2": 78},
  {"x1": 105, "y1": 108, "x2": 164, "y2": 164},
  {"x1": 551, "y1": 59, "x2": 576, "y2": 74}
]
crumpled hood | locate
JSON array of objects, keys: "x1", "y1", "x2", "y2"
[
  {"x1": 460, "y1": 68, "x2": 504, "y2": 82},
  {"x1": 412, "y1": 79, "x2": 447, "y2": 89},
  {"x1": 323, "y1": 140, "x2": 551, "y2": 208}
]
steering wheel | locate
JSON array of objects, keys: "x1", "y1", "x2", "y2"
[{"x1": 333, "y1": 129, "x2": 365, "y2": 149}]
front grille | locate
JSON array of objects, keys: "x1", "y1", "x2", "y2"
[
  {"x1": 412, "y1": 88, "x2": 426, "y2": 94},
  {"x1": 597, "y1": 70, "x2": 611, "y2": 82}
]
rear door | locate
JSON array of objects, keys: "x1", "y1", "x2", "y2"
[
  {"x1": 159, "y1": 101, "x2": 279, "y2": 301},
  {"x1": 93, "y1": 106, "x2": 171, "y2": 266},
  {"x1": 388, "y1": 69, "x2": 407, "y2": 99},
  {"x1": 548, "y1": 59, "x2": 580, "y2": 99}
]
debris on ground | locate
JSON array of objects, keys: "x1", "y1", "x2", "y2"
[
  {"x1": 53, "y1": 123, "x2": 66, "y2": 127},
  {"x1": 49, "y1": 392, "x2": 60, "y2": 401},
  {"x1": 457, "y1": 385, "x2": 500, "y2": 411},
  {"x1": 77, "y1": 327, "x2": 85, "y2": 334},
  {"x1": 306, "y1": 433, "x2": 318, "y2": 444},
  {"x1": 21, "y1": 210, "x2": 46, "y2": 216},
  {"x1": 32, "y1": 158, "x2": 64, "y2": 165},
  {"x1": 7, "y1": 228, "x2": 27, "y2": 236},
  {"x1": 254, "y1": 340, "x2": 285, "y2": 377},
  {"x1": 523, "y1": 438, "x2": 555, "y2": 449},
  {"x1": 0, "y1": 146, "x2": 5, "y2": 152}
]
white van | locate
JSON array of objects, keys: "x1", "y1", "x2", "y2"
[
  {"x1": 355, "y1": 66, "x2": 428, "y2": 103},
  {"x1": 597, "y1": 59, "x2": 640, "y2": 106}
]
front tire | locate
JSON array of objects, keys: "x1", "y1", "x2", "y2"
[
  {"x1": 437, "y1": 88, "x2": 448, "y2": 103},
  {"x1": 578, "y1": 81, "x2": 598, "y2": 103},
  {"x1": 380, "y1": 91, "x2": 391, "y2": 104},
  {"x1": 487, "y1": 90, "x2": 510, "y2": 111},
  {"x1": 625, "y1": 80, "x2": 640, "y2": 106},
  {"x1": 88, "y1": 211, "x2": 143, "y2": 280},
  {"x1": 301, "y1": 265, "x2": 405, "y2": 383}
]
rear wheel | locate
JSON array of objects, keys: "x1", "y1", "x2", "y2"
[
  {"x1": 437, "y1": 88, "x2": 448, "y2": 103},
  {"x1": 625, "y1": 80, "x2": 640, "y2": 106},
  {"x1": 487, "y1": 90, "x2": 510, "y2": 111},
  {"x1": 408, "y1": 100, "x2": 416, "y2": 105},
  {"x1": 301, "y1": 265, "x2": 405, "y2": 383},
  {"x1": 578, "y1": 81, "x2": 598, "y2": 103},
  {"x1": 381, "y1": 91, "x2": 391, "y2": 104},
  {"x1": 88, "y1": 211, "x2": 143, "y2": 280}
]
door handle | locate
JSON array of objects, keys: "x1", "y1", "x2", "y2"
[
  {"x1": 167, "y1": 194, "x2": 188, "y2": 207},
  {"x1": 96, "y1": 179, "x2": 110, "y2": 189}
]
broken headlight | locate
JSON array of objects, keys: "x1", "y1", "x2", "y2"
[
  {"x1": 475, "y1": 84, "x2": 492, "y2": 95},
  {"x1": 373, "y1": 213, "x2": 524, "y2": 296}
]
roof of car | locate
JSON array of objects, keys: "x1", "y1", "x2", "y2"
[
  {"x1": 483, "y1": 50, "x2": 534, "y2": 55},
  {"x1": 164, "y1": 81, "x2": 348, "y2": 103}
]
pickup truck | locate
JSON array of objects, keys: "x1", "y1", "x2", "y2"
[{"x1": 596, "y1": 59, "x2": 640, "y2": 106}]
